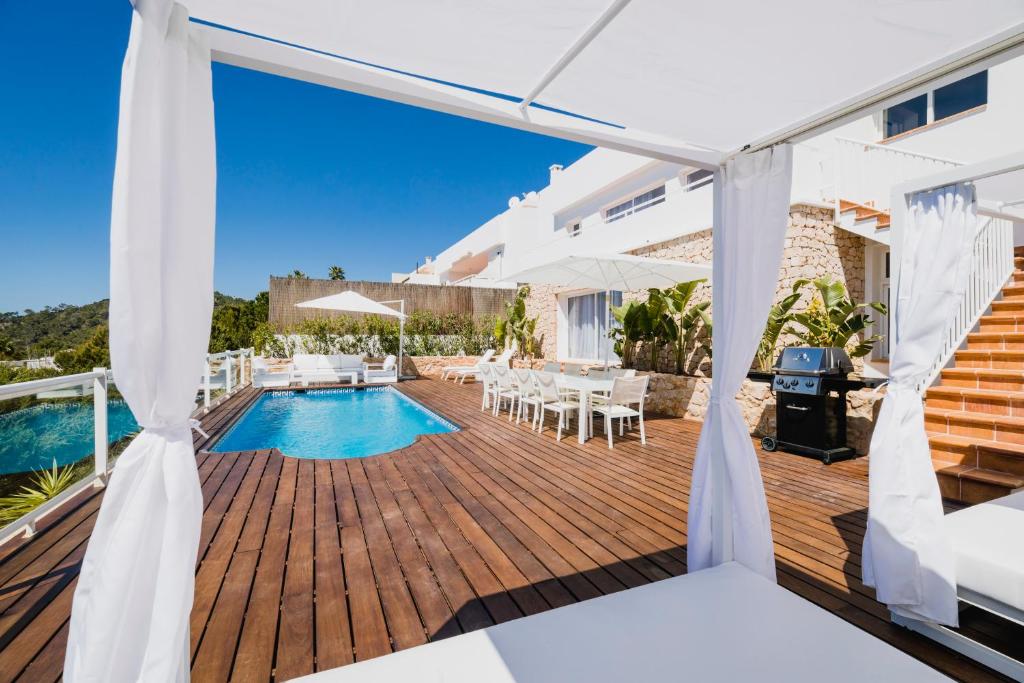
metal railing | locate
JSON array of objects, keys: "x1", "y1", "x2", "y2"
[
  {"x1": 834, "y1": 137, "x2": 961, "y2": 215},
  {"x1": 0, "y1": 369, "x2": 110, "y2": 543},
  {"x1": 918, "y1": 216, "x2": 1015, "y2": 392}
]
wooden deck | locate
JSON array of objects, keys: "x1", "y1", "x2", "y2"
[{"x1": 0, "y1": 378, "x2": 1018, "y2": 681}]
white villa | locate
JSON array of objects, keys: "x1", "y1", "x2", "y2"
[{"x1": 396, "y1": 57, "x2": 1024, "y2": 504}]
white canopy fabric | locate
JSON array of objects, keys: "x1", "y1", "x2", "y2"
[
  {"x1": 296, "y1": 290, "x2": 406, "y2": 319},
  {"x1": 503, "y1": 254, "x2": 711, "y2": 291},
  {"x1": 862, "y1": 184, "x2": 978, "y2": 626},
  {"x1": 65, "y1": 2, "x2": 216, "y2": 680},
  {"x1": 187, "y1": 0, "x2": 1024, "y2": 156},
  {"x1": 688, "y1": 145, "x2": 794, "y2": 582}
]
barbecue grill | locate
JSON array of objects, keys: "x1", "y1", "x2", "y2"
[{"x1": 761, "y1": 347, "x2": 859, "y2": 464}]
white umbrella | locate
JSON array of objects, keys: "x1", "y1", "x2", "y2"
[
  {"x1": 296, "y1": 291, "x2": 407, "y2": 376},
  {"x1": 504, "y1": 254, "x2": 712, "y2": 367}
]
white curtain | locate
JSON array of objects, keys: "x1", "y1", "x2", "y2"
[
  {"x1": 687, "y1": 145, "x2": 793, "y2": 581},
  {"x1": 863, "y1": 184, "x2": 977, "y2": 626},
  {"x1": 65, "y1": 2, "x2": 216, "y2": 681}
]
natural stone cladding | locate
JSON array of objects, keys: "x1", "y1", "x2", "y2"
[{"x1": 518, "y1": 202, "x2": 882, "y2": 454}]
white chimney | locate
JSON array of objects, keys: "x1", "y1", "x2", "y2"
[
  {"x1": 549, "y1": 163, "x2": 564, "y2": 183},
  {"x1": 425, "y1": 255, "x2": 433, "y2": 264}
]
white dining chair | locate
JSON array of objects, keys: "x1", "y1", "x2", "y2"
[
  {"x1": 492, "y1": 364, "x2": 519, "y2": 420},
  {"x1": 513, "y1": 368, "x2": 542, "y2": 425},
  {"x1": 535, "y1": 371, "x2": 579, "y2": 441},
  {"x1": 591, "y1": 375, "x2": 650, "y2": 448},
  {"x1": 478, "y1": 363, "x2": 498, "y2": 412}
]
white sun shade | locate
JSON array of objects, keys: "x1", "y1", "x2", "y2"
[
  {"x1": 296, "y1": 290, "x2": 406, "y2": 319},
  {"x1": 186, "y1": 0, "x2": 1024, "y2": 155},
  {"x1": 504, "y1": 253, "x2": 711, "y2": 291}
]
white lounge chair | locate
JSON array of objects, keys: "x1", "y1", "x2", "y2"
[
  {"x1": 251, "y1": 356, "x2": 292, "y2": 388},
  {"x1": 441, "y1": 349, "x2": 495, "y2": 382},
  {"x1": 592, "y1": 375, "x2": 649, "y2": 448},
  {"x1": 290, "y1": 561, "x2": 949, "y2": 683},
  {"x1": 363, "y1": 355, "x2": 399, "y2": 383},
  {"x1": 893, "y1": 490, "x2": 1024, "y2": 681}
]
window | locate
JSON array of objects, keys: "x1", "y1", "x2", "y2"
[
  {"x1": 934, "y1": 70, "x2": 987, "y2": 120},
  {"x1": 882, "y1": 71, "x2": 987, "y2": 139},
  {"x1": 685, "y1": 169, "x2": 713, "y2": 191},
  {"x1": 884, "y1": 94, "x2": 927, "y2": 138},
  {"x1": 567, "y1": 291, "x2": 622, "y2": 360},
  {"x1": 605, "y1": 184, "x2": 666, "y2": 222},
  {"x1": 567, "y1": 221, "x2": 582, "y2": 237}
]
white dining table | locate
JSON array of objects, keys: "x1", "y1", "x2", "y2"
[{"x1": 552, "y1": 373, "x2": 615, "y2": 444}]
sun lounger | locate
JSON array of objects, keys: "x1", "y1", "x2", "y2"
[
  {"x1": 442, "y1": 349, "x2": 494, "y2": 382},
  {"x1": 288, "y1": 561, "x2": 948, "y2": 683},
  {"x1": 893, "y1": 490, "x2": 1024, "y2": 681}
]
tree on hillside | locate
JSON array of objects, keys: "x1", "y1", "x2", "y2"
[
  {"x1": 54, "y1": 326, "x2": 110, "y2": 374},
  {"x1": 328, "y1": 265, "x2": 346, "y2": 281}
]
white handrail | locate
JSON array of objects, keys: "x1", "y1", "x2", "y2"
[
  {"x1": 917, "y1": 216, "x2": 1015, "y2": 393},
  {"x1": 200, "y1": 347, "x2": 253, "y2": 411}
]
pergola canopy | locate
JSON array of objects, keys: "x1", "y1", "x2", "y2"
[{"x1": 188, "y1": 0, "x2": 1024, "y2": 163}]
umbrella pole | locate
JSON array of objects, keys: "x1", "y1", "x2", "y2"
[
  {"x1": 605, "y1": 288, "x2": 611, "y2": 370},
  {"x1": 399, "y1": 300, "x2": 405, "y2": 381}
]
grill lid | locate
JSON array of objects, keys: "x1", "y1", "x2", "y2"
[{"x1": 772, "y1": 347, "x2": 853, "y2": 377}]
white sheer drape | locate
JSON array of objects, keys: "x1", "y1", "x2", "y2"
[
  {"x1": 688, "y1": 145, "x2": 793, "y2": 580},
  {"x1": 863, "y1": 184, "x2": 976, "y2": 626},
  {"x1": 64, "y1": 2, "x2": 216, "y2": 681}
]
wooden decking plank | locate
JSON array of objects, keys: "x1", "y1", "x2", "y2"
[
  {"x1": 312, "y1": 459, "x2": 354, "y2": 672},
  {"x1": 230, "y1": 455, "x2": 298, "y2": 682},
  {"x1": 330, "y1": 461, "x2": 393, "y2": 662},
  {"x1": 361, "y1": 456, "x2": 461, "y2": 642},
  {"x1": 276, "y1": 459, "x2": 316, "y2": 681}
]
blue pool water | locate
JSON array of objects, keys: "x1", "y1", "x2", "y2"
[
  {"x1": 211, "y1": 388, "x2": 458, "y2": 459},
  {"x1": 0, "y1": 401, "x2": 139, "y2": 475}
]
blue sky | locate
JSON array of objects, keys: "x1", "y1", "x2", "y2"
[{"x1": 0, "y1": 3, "x2": 590, "y2": 313}]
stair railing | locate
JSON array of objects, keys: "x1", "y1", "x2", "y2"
[{"x1": 917, "y1": 215, "x2": 1015, "y2": 393}]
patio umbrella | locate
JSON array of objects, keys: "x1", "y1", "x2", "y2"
[
  {"x1": 296, "y1": 291, "x2": 407, "y2": 376},
  {"x1": 504, "y1": 254, "x2": 712, "y2": 367}
]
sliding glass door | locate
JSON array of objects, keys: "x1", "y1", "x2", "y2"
[{"x1": 567, "y1": 290, "x2": 622, "y2": 361}]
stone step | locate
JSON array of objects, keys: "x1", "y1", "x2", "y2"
[
  {"x1": 925, "y1": 406, "x2": 1024, "y2": 444},
  {"x1": 953, "y1": 348, "x2": 1024, "y2": 369},
  {"x1": 1000, "y1": 282, "x2": 1024, "y2": 301},
  {"x1": 928, "y1": 432, "x2": 1024, "y2": 475},
  {"x1": 991, "y1": 300, "x2": 1024, "y2": 315},
  {"x1": 966, "y1": 331, "x2": 1024, "y2": 350},
  {"x1": 925, "y1": 384, "x2": 1024, "y2": 416},
  {"x1": 1016, "y1": 256, "x2": 1024, "y2": 269},
  {"x1": 1016, "y1": 245, "x2": 1024, "y2": 258},
  {"x1": 939, "y1": 367, "x2": 1024, "y2": 392},
  {"x1": 978, "y1": 315, "x2": 1024, "y2": 333},
  {"x1": 1013, "y1": 271, "x2": 1024, "y2": 283},
  {"x1": 933, "y1": 460, "x2": 1024, "y2": 504}
]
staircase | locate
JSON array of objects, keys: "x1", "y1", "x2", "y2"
[{"x1": 926, "y1": 247, "x2": 1024, "y2": 503}]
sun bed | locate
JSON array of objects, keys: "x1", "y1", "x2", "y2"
[
  {"x1": 892, "y1": 490, "x2": 1024, "y2": 681},
  {"x1": 441, "y1": 349, "x2": 494, "y2": 382},
  {"x1": 287, "y1": 561, "x2": 948, "y2": 683}
]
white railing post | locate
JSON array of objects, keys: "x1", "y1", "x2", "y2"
[
  {"x1": 225, "y1": 354, "x2": 233, "y2": 395},
  {"x1": 93, "y1": 367, "x2": 108, "y2": 484},
  {"x1": 204, "y1": 357, "x2": 212, "y2": 410}
]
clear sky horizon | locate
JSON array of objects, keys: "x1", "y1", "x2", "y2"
[{"x1": 0, "y1": 3, "x2": 591, "y2": 313}]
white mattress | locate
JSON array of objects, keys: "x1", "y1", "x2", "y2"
[
  {"x1": 946, "y1": 489, "x2": 1024, "y2": 613},
  {"x1": 289, "y1": 561, "x2": 948, "y2": 682}
]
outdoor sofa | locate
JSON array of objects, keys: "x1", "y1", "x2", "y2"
[{"x1": 291, "y1": 353, "x2": 364, "y2": 385}]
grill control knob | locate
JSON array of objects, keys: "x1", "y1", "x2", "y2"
[
  {"x1": 775, "y1": 377, "x2": 783, "y2": 386},
  {"x1": 805, "y1": 380, "x2": 814, "y2": 387}
]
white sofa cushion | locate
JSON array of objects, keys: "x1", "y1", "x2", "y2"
[
  {"x1": 292, "y1": 354, "x2": 321, "y2": 372},
  {"x1": 946, "y1": 489, "x2": 1024, "y2": 612}
]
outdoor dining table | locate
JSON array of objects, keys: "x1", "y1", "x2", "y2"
[{"x1": 552, "y1": 373, "x2": 615, "y2": 444}]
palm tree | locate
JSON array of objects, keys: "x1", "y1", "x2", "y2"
[
  {"x1": 328, "y1": 265, "x2": 346, "y2": 281},
  {"x1": 287, "y1": 270, "x2": 308, "y2": 279}
]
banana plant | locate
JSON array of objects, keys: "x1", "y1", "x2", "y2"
[
  {"x1": 494, "y1": 286, "x2": 539, "y2": 359},
  {"x1": 663, "y1": 279, "x2": 712, "y2": 374},
  {"x1": 755, "y1": 279, "x2": 807, "y2": 371},
  {"x1": 609, "y1": 300, "x2": 649, "y2": 368},
  {"x1": 644, "y1": 288, "x2": 677, "y2": 372},
  {"x1": 790, "y1": 275, "x2": 887, "y2": 357}
]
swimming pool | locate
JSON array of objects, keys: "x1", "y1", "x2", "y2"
[
  {"x1": 210, "y1": 387, "x2": 458, "y2": 459},
  {"x1": 0, "y1": 400, "x2": 139, "y2": 475}
]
